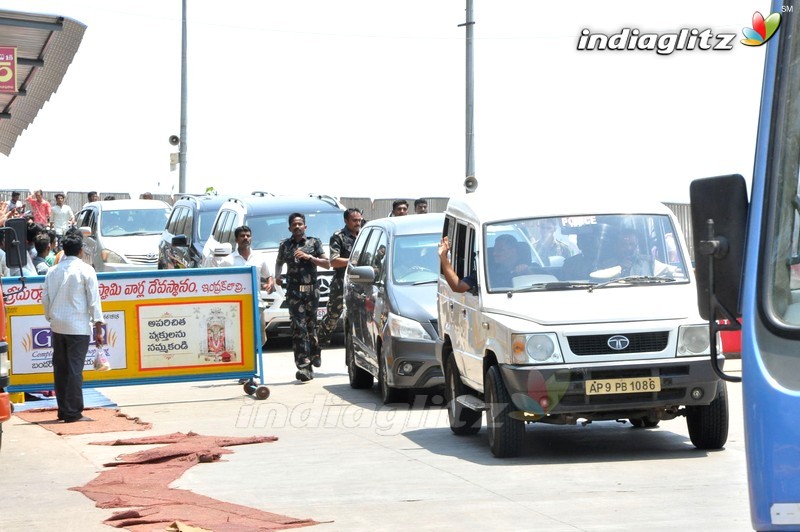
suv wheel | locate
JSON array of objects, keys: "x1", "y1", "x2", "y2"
[
  {"x1": 686, "y1": 381, "x2": 729, "y2": 450},
  {"x1": 346, "y1": 327, "x2": 373, "y2": 389},
  {"x1": 485, "y1": 365, "x2": 525, "y2": 458},
  {"x1": 444, "y1": 351, "x2": 481, "y2": 435}
]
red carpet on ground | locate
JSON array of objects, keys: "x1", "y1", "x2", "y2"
[
  {"x1": 73, "y1": 432, "x2": 319, "y2": 531},
  {"x1": 13, "y1": 407, "x2": 152, "y2": 435}
]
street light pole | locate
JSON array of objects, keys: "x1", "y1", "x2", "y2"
[
  {"x1": 461, "y1": 0, "x2": 477, "y2": 193},
  {"x1": 178, "y1": 0, "x2": 188, "y2": 193}
]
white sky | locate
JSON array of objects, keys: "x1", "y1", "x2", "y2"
[{"x1": 0, "y1": 1, "x2": 768, "y2": 203}]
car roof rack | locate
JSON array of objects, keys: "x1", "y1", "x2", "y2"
[
  {"x1": 308, "y1": 193, "x2": 343, "y2": 208},
  {"x1": 251, "y1": 191, "x2": 275, "y2": 197}
]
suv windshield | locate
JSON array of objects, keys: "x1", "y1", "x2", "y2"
[
  {"x1": 102, "y1": 208, "x2": 169, "y2": 236},
  {"x1": 484, "y1": 214, "x2": 688, "y2": 292},
  {"x1": 246, "y1": 211, "x2": 344, "y2": 250}
]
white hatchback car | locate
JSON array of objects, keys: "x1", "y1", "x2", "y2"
[{"x1": 75, "y1": 199, "x2": 171, "y2": 272}]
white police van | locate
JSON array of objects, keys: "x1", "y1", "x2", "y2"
[{"x1": 437, "y1": 191, "x2": 727, "y2": 457}]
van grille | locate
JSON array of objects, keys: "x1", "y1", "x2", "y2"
[
  {"x1": 567, "y1": 331, "x2": 669, "y2": 355},
  {"x1": 127, "y1": 254, "x2": 159, "y2": 265}
]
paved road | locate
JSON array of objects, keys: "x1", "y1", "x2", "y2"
[{"x1": 3, "y1": 341, "x2": 751, "y2": 531}]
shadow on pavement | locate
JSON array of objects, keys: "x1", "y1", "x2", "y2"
[{"x1": 402, "y1": 421, "x2": 714, "y2": 466}]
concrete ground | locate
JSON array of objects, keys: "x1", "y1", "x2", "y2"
[{"x1": 2, "y1": 341, "x2": 752, "y2": 531}]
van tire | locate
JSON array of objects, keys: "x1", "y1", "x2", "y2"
[
  {"x1": 686, "y1": 381, "x2": 729, "y2": 450},
  {"x1": 486, "y1": 365, "x2": 525, "y2": 458},
  {"x1": 346, "y1": 328, "x2": 373, "y2": 389},
  {"x1": 378, "y1": 347, "x2": 406, "y2": 404},
  {"x1": 444, "y1": 354, "x2": 481, "y2": 435}
]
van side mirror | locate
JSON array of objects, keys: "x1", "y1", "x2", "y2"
[
  {"x1": 689, "y1": 174, "x2": 748, "y2": 320},
  {"x1": 4, "y1": 217, "x2": 28, "y2": 269},
  {"x1": 171, "y1": 234, "x2": 189, "y2": 247}
]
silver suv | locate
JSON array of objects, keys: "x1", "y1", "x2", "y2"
[{"x1": 203, "y1": 193, "x2": 346, "y2": 339}]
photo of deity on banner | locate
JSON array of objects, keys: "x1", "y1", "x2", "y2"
[
  {"x1": 199, "y1": 306, "x2": 239, "y2": 363},
  {"x1": 206, "y1": 307, "x2": 229, "y2": 360}
]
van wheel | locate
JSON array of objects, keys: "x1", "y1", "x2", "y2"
[
  {"x1": 378, "y1": 347, "x2": 405, "y2": 404},
  {"x1": 346, "y1": 328, "x2": 373, "y2": 389},
  {"x1": 444, "y1": 353, "x2": 481, "y2": 435},
  {"x1": 686, "y1": 381, "x2": 729, "y2": 450},
  {"x1": 485, "y1": 365, "x2": 524, "y2": 458}
]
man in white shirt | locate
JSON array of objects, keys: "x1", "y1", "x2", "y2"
[
  {"x1": 50, "y1": 193, "x2": 75, "y2": 240},
  {"x1": 231, "y1": 225, "x2": 274, "y2": 341},
  {"x1": 41, "y1": 228, "x2": 105, "y2": 423}
]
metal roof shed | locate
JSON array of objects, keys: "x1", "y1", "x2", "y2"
[{"x1": 0, "y1": 9, "x2": 86, "y2": 156}]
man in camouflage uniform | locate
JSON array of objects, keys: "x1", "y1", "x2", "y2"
[
  {"x1": 275, "y1": 213, "x2": 330, "y2": 382},
  {"x1": 318, "y1": 208, "x2": 363, "y2": 349}
]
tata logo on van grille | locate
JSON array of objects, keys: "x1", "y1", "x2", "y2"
[{"x1": 607, "y1": 335, "x2": 630, "y2": 351}]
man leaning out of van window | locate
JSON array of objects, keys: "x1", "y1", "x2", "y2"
[{"x1": 438, "y1": 236, "x2": 476, "y2": 293}]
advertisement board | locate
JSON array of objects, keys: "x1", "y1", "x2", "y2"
[
  {"x1": 0, "y1": 46, "x2": 17, "y2": 93},
  {"x1": 5, "y1": 267, "x2": 261, "y2": 392}
]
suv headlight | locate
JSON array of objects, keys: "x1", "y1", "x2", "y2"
[
  {"x1": 677, "y1": 324, "x2": 714, "y2": 356},
  {"x1": 101, "y1": 249, "x2": 126, "y2": 264},
  {"x1": 386, "y1": 312, "x2": 431, "y2": 341},
  {"x1": 511, "y1": 333, "x2": 563, "y2": 364}
]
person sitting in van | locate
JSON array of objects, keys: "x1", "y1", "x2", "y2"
[
  {"x1": 534, "y1": 219, "x2": 572, "y2": 266},
  {"x1": 438, "y1": 235, "x2": 534, "y2": 292},
  {"x1": 487, "y1": 234, "x2": 537, "y2": 288},
  {"x1": 439, "y1": 236, "x2": 476, "y2": 292},
  {"x1": 610, "y1": 228, "x2": 653, "y2": 276},
  {"x1": 562, "y1": 232, "x2": 601, "y2": 280}
]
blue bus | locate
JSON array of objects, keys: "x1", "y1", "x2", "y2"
[{"x1": 690, "y1": 3, "x2": 800, "y2": 530}]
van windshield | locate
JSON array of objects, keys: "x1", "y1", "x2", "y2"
[
  {"x1": 484, "y1": 214, "x2": 689, "y2": 292},
  {"x1": 392, "y1": 233, "x2": 440, "y2": 284},
  {"x1": 101, "y1": 208, "x2": 170, "y2": 236},
  {"x1": 246, "y1": 211, "x2": 344, "y2": 250}
]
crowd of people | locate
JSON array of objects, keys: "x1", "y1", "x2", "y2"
[
  {"x1": 0, "y1": 191, "x2": 71, "y2": 277},
  {"x1": 0, "y1": 189, "x2": 160, "y2": 278}
]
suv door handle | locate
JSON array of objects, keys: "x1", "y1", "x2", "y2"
[{"x1": 449, "y1": 302, "x2": 454, "y2": 310}]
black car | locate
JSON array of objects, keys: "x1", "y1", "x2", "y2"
[
  {"x1": 158, "y1": 194, "x2": 230, "y2": 269},
  {"x1": 345, "y1": 213, "x2": 445, "y2": 403}
]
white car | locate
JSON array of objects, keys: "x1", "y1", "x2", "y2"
[{"x1": 75, "y1": 199, "x2": 171, "y2": 272}]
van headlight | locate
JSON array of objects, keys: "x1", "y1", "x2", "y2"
[
  {"x1": 387, "y1": 312, "x2": 431, "y2": 341},
  {"x1": 677, "y1": 325, "x2": 712, "y2": 356},
  {"x1": 511, "y1": 333, "x2": 563, "y2": 364},
  {"x1": 101, "y1": 249, "x2": 126, "y2": 264}
]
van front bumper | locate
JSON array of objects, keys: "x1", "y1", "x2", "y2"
[
  {"x1": 386, "y1": 336, "x2": 443, "y2": 390},
  {"x1": 498, "y1": 357, "x2": 722, "y2": 415}
]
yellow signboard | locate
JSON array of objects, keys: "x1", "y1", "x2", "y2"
[{"x1": 5, "y1": 267, "x2": 261, "y2": 391}]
